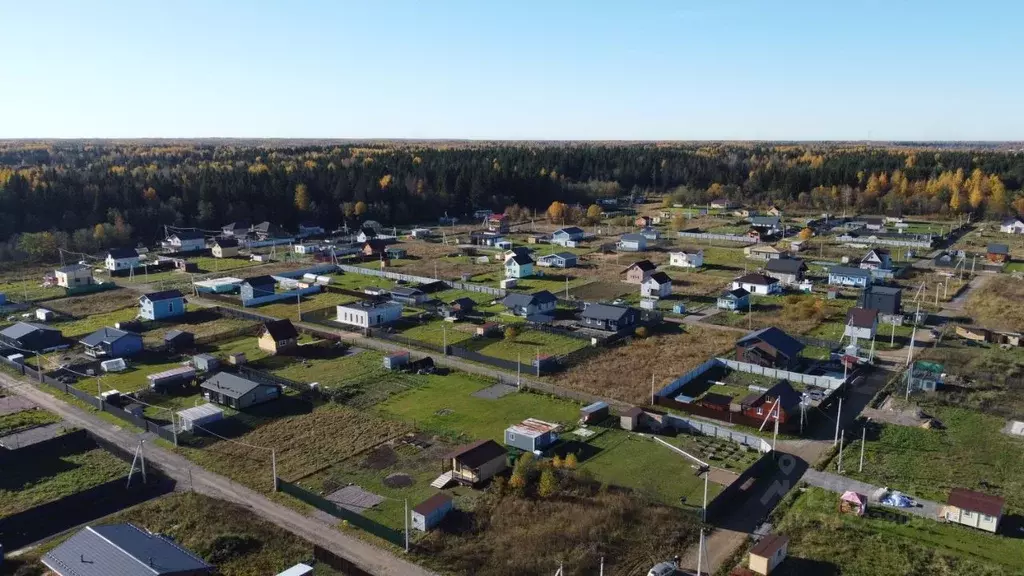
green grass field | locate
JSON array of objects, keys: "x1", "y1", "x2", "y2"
[
  {"x1": 577, "y1": 430, "x2": 723, "y2": 510},
  {"x1": 465, "y1": 329, "x2": 587, "y2": 361},
  {"x1": 0, "y1": 277, "x2": 66, "y2": 302},
  {"x1": 253, "y1": 290, "x2": 359, "y2": 321},
  {"x1": 0, "y1": 408, "x2": 61, "y2": 435},
  {"x1": 772, "y1": 487, "x2": 1024, "y2": 575},
  {"x1": 469, "y1": 270, "x2": 585, "y2": 295},
  {"x1": 839, "y1": 405, "x2": 1024, "y2": 515},
  {"x1": 397, "y1": 319, "x2": 477, "y2": 346},
  {"x1": 328, "y1": 272, "x2": 398, "y2": 292},
  {"x1": 52, "y1": 307, "x2": 138, "y2": 339},
  {"x1": 376, "y1": 373, "x2": 580, "y2": 443},
  {"x1": 1, "y1": 445, "x2": 127, "y2": 517}
]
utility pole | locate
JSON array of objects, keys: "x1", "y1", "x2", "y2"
[
  {"x1": 271, "y1": 449, "x2": 278, "y2": 491},
  {"x1": 836, "y1": 429, "x2": 844, "y2": 473},
  {"x1": 859, "y1": 425, "x2": 866, "y2": 472},
  {"x1": 516, "y1": 353, "x2": 521, "y2": 386},
  {"x1": 404, "y1": 499, "x2": 410, "y2": 553},
  {"x1": 651, "y1": 372, "x2": 656, "y2": 405},
  {"x1": 834, "y1": 397, "x2": 843, "y2": 446}
]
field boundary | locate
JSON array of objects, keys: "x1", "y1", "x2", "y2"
[{"x1": 277, "y1": 478, "x2": 405, "y2": 547}]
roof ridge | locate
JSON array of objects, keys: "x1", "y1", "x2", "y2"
[{"x1": 88, "y1": 524, "x2": 161, "y2": 575}]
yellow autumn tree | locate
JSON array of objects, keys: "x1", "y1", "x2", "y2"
[
  {"x1": 968, "y1": 168, "x2": 985, "y2": 210},
  {"x1": 354, "y1": 201, "x2": 367, "y2": 216},
  {"x1": 988, "y1": 175, "x2": 1007, "y2": 217},
  {"x1": 564, "y1": 453, "x2": 578, "y2": 469},
  {"x1": 538, "y1": 468, "x2": 558, "y2": 498},
  {"x1": 949, "y1": 187, "x2": 963, "y2": 214},
  {"x1": 547, "y1": 201, "x2": 568, "y2": 223},
  {"x1": 586, "y1": 204, "x2": 602, "y2": 224},
  {"x1": 798, "y1": 227, "x2": 813, "y2": 241},
  {"x1": 294, "y1": 183, "x2": 310, "y2": 212},
  {"x1": 378, "y1": 174, "x2": 392, "y2": 190},
  {"x1": 93, "y1": 223, "x2": 106, "y2": 241}
]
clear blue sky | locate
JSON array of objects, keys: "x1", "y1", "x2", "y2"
[{"x1": 2, "y1": 0, "x2": 1021, "y2": 140}]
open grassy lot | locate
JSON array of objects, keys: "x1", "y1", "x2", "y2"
[
  {"x1": 430, "y1": 288, "x2": 500, "y2": 306},
  {"x1": 709, "y1": 292, "x2": 852, "y2": 338},
  {"x1": 376, "y1": 373, "x2": 580, "y2": 443},
  {"x1": 770, "y1": 487, "x2": 1023, "y2": 576},
  {"x1": 577, "y1": 429, "x2": 723, "y2": 509},
  {"x1": 190, "y1": 256, "x2": 262, "y2": 273},
  {"x1": 839, "y1": 404, "x2": 1024, "y2": 515},
  {"x1": 0, "y1": 277, "x2": 66, "y2": 303},
  {"x1": 52, "y1": 307, "x2": 138, "y2": 338},
  {"x1": 1, "y1": 443, "x2": 127, "y2": 517},
  {"x1": 178, "y1": 401, "x2": 410, "y2": 491},
  {"x1": 0, "y1": 408, "x2": 61, "y2": 435},
  {"x1": 136, "y1": 309, "x2": 259, "y2": 346},
  {"x1": 464, "y1": 329, "x2": 587, "y2": 361},
  {"x1": 252, "y1": 290, "x2": 359, "y2": 321},
  {"x1": 674, "y1": 363, "x2": 779, "y2": 404},
  {"x1": 553, "y1": 326, "x2": 737, "y2": 405},
  {"x1": 567, "y1": 280, "x2": 630, "y2": 302},
  {"x1": 327, "y1": 271, "x2": 398, "y2": 292},
  {"x1": 2, "y1": 492, "x2": 318, "y2": 576},
  {"x1": 44, "y1": 289, "x2": 139, "y2": 316},
  {"x1": 396, "y1": 318, "x2": 477, "y2": 347},
  {"x1": 965, "y1": 275, "x2": 1024, "y2": 332},
  {"x1": 916, "y1": 339, "x2": 1024, "y2": 419},
  {"x1": 469, "y1": 270, "x2": 586, "y2": 296},
  {"x1": 952, "y1": 224, "x2": 1024, "y2": 255}
]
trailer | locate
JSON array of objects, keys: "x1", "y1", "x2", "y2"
[
  {"x1": 176, "y1": 403, "x2": 224, "y2": 432},
  {"x1": 147, "y1": 366, "x2": 196, "y2": 391},
  {"x1": 383, "y1": 351, "x2": 410, "y2": 370}
]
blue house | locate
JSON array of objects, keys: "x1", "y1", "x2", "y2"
[
  {"x1": 240, "y1": 275, "x2": 276, "y2": 300},
  {"x1": 537, "y1": 252, "x2": 578, "y2": 268},
  {"x1": 139, "y1": 289, "x2": 185, "y2": 320},
  {"x1": 828, "y1": 266, "x2": 872, "y2": 288},
  {"x1": 617, "y1": 233, "x2": 648, "y2": 252},
  {"x1": 80, "y1": 327, "x2": 143, "y2": 359},
  {"x1": 717, "y1": 288, "x2": 750, "y2": 311},
  {"x1": 505, "y1": 254, "x2": 534, "y2": 278},
  {"x1": 551, "y1": 226, "x2": 585, "y2": 247},
  {"x1": 505, "y1": 418, "x2": 559, "y2": 453}
]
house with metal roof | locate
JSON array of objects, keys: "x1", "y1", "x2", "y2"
[
  {"x1": 622, "y1": 259, "x2": 657, "y2": 284},
  {"x1": 411, "y1": 493, "x2": 454, "y2": 532},
  {"x1": 1000, "y1": 217, "x2": 1024, "y2": 235},
  {"x1": 551, "y1": 226, "x2": 585, "y2": 247},
  {"x1": 669, "y1": 249, "x2": 703, "y2": 268},
  {"x1": 139, "y1": 289, "x2": 185, "y2": 320},
  {"x1": 735, "y1": 327, "x2": 805, "y2": 370},
  {"x1": 257, "y1": 319, "x2": 299, "y2": 355},
  {"x1": 765, "y1": 258, "x2": 807, "y2": 286},
  {"x1": 641, "y1": 271, "x2": 673, "y2": 299},
  {"x1": 617, "y1": 233, "x2": 648, "y2": 252},
  {"x1": 501, "y1": 291, "x2": 557, "y2": 320},
  {"x1": 858, "y1": 285, "x2": 903, "y2": 324},
  {"x1": 987, "y1": 243, "x2": 1010, "y2": 264},
  {"x1": 732, "y1": 273, "x2": 781, "y2": 295},
  {"x1": 504, "y1": 418, "x2": 560, "y2": 452},
  {"x1": 828, "y1": 265, "x2": 871, "y2": 288},
  {"x1": 240, "y1": 276, "x2": 276, "y2": 301},
  {"x1": 717, "y1": 288, "x2": 750, "y2": 311},
  {"x1": 201, "y1": 372, "x2": 281, "y2": 410},
  {"x1": 504, "y1": 253, "x2": 534, "y2": 279},
  {"x1": 0, "y1": 322, "x2": 64, "y2": 352},
  {"x1": 860, "y1": 248, "x2": 892, "y2": 271},
  {"x1": 42, "y1": 523, "x2": 214, "y2": 576},
  {"x1": 54, "y1": 263, "x2": 94, "y2": 288},
  {"x1": 944, "y1": 488, "x2": 1004, "y2": 533},
  {"x1": 80, "y1": 327, "x2": 143, "y2": 359},
  {"x1": 579, "y1": 303, "x2": 639, "y2": 333},
  {"x1": 105, "y1": 248, "x2": 140, "y2": 271},
  {"x1": 439, "y1": 297, "x2": 476, "y2": 320},
  {"x1": 844, "y1": 308, "x2": 878, "y2": 343},
  {"x1": 211, "y1": 237, "x2": 240, "y2": 258},
  {"x1": 441, "y1": 439, "x2": 508, "y2": 486},
  {"x1": 222, "y1": 221, "x2": 251, "y2": 237},
  {"x1": 749, "y1": 216, "x2": 782, "y2": 233},
  {"x1": 748, "y1": 533, "x2": 789, "y2": 575},
  {"x1": 536, "y1": 252, "x2": 578, "y2": 268},
  {"x1": 165, "y1": 230, "x2": 206, "y2": 252}
]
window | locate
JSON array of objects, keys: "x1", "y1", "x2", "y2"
[
  {"x1": 756, "y1": 407, "x2": 763, "y2": 415},
  {"x1": 981, "y1": 514, "x2": 993, "y2": 522}
]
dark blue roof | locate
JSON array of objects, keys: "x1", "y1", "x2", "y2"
[
  {"x1": 141, "y1": 289, "x2": 184, "y2": 302},
  {"x1": 737, "y1": 327, "x2": 805, "y2": 359},
  {"x1": 43, "y1": 523, "x2": 213, "y2": 576}
]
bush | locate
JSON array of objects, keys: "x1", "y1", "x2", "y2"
[
  {"x1": 504, "y1": 326, "x2": 520, "y2": 340},
  {"x1": 538, "y1": 468, "x2": 559, "y2": 498},
  {"x1": 201, "y1": 534, "x2": 263, "y2": 565},
  {"x1": 634, "y1": 326, "x2": 649, "y2": 338},
  {"x1": 564, "y1": 453, "x2": 578, "y2": 469},
  {"x1": 551, "y1": 454, "x2": 563, "y2": 468}
]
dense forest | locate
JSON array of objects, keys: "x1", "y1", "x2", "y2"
[{"x1": 1, "y1": 141, "x2": 1023, "y2": 261}]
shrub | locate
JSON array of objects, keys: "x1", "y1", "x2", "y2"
[
  {"x1": 504, "y1": 326, "x2": 520, "y2": 340},
  {"x1": 634, "y1": 326, "x2": 649, "y2": 338},
  {"x1": 538, "y1": 468, "x2": 559, "y2": 498},
  {"x1": 564, "y1": 453, "x2": 578, "y2": 469},
  {"x1": 551, "y1": 454, "x2": 563, "y2": 468}
]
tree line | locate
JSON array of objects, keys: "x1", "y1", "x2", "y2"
[{"x1": 1, "y1": 142, "x2": 1022, "y2": 261}]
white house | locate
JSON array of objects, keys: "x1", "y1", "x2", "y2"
[
  {"x1": 844, "y1": 307, "x2": 878, "y2": 344},
  {"x1": 860, "y1": 248, "x2": 892, "y2": 271},
  {"x1": 105, "y1": 248, "x2": 140, "y2": 271},
  {"x1": 410, "y1": 228, "x2": 433, "y2": 238},
  {"x1": 745, "y1": 244, "x2": 784, "y2": 261},
  {"x1": 1000, "y1": 217, "x2": 1024, "y2": 234},
  {"x1": 54, "y1": 263, "x2": 93, "y2": 288},
  {"x1": 165, "y1": 231, "x2": 206, "y2": 252},
  {"x1": 641, "y1": 272, "x2": 673, "y2": 299},
  {"x1": 944, "y1": 488, "x2": 1004, "y2": 534},
  {"x1": 505, "y1": 254, "x2": 534, "y2": 278},
  {"x1": 669, "y1": 249, "x2": 703, "y2": 268},
  {"x1": 551, "y1": 227, "x2": 585, "y2": 247},
  {"x1": 732, "y1": 273, "x2": 781, "y2": 295},
  {"x1": 640, "y1": 227, "x2": 661, "y2": 240},
  {"x1": 336, "y1": 301, "x2": 403, "y2": 328}
]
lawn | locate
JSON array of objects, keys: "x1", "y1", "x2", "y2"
[
  {"x1": 809, "y1": 315, "x2": 916, "y2": 350},
  {"x1": 464, "y1": 329, "x2": 587, "y2": 361},
  {"x1": 469, "y1": 270, "x2": 586, "y2": 296},
  {"x1": 327, "y1": 272, "x2": 398, "y2": 292},
  {"x1": 916, "y1": 339, "x2": 1024, "y2": 418},
  {"x1": 1, "y1": 444, "x2": 128, "y2": 517},
  {"x1": 376, "y1": 373, "x2": 580, "y2": 443},
  {"x1": 0, "y1": 277, "x2": 66, "y2": 303},
  {"x1": 190, "y1": 256, "x2": 262, "y2": 273},
  {"x1": 710, "y1": 292, "x2": 856, "y2": 339},
  {"x1": 965, "y1": 276, "x2": 1024, "y2": 333},
  {"x1": 838, "y1": 405, "x2": 1024, "y2": 515},
  {"x1": 45, "y1": 289, "x2": 139, "y2": 316},
  {"x1": 250, "y1": 290, "x2": 360, "y2": 321},
  {"x1": 577, "y1": 429, "x2": 723, "y2": 509},
  {"x1": 769, "y1": 487, "x2": 1024, "y2": 575},
  {"x1": 52, "y1": 307, "x2": 138, "y2": 339},
  {"x1": 2, "y1": 492, "x2": 316, "y2": 576},
  {"x1": 397, "y1": 318, "x2": 477, "y2": 347},
  {"x1": 0, "y1": 408, "x2": 61, "y2": 435}
]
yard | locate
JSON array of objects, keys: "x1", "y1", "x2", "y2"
[
  {"x1": 464, "y1": 329, "x2": 588, "y2": 361},
  {"x1": 468, "y1": 270, "x2": 586, "y2": 296},
  {"x1": 769, "y1": 487, "x2": 1024, "y2": 575},
  {"x1": 0, "y1": 277, "x2": 66, "y2": 303},
  {"x1": 396, "y1": 318, "x2": 477, "y2": 347},
  {"x1": 327, "y1": 272, "x2": 398, "y2": 292},
  {"x1": 1, "y1": 442, "x2": 128, "y2": 517},
  {"x1": 376, "y1": 373, "x2": 580, "y2": 443},
  {"x1": 552, "y1": 326, "x2": 737, "y2": 405},
  {"x1": 0, "y1": 407, "x2": 61, "y2": 435},
  {"x1": 965, "y1": 275, "x2": 1024, "y2": 333},
  {"x1": 44, "y1": 289, "x2": 139, "y2": 316},
  {"x1": 52, "y1": 307, "x2": 138, "y2": 339},
  {"x1": 916, "y1": 338, "x2": 1024, "y2": 419},
  {"x1": 838, "y1": 404, "x2": 1024, "y2": 515}
]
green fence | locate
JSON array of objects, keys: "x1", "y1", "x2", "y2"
[{"x1": 276, "y1": 478, "x2": 405, "y2": 547}]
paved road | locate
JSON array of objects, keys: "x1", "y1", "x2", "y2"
[
  {"x1": 0, "y1": 372, "x2": 436, "y2": 576},
  {"x1": 802, "y1": 468, "x2": 943, "y2": 520}
]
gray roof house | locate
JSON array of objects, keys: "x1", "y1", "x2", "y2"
[
  {"x1": 828, "y1": 265, "x2": 872, "y2": 288},
  {"x1": 501, "y1": 291, "x2": 557, "y2": 320},
  {"x1": 765, "y1": 258, "x2": 807, "y2": 285},
  {"x1": 42, "y1": 523, "x2": 214, "y2": 576},
  {"x1": 80, "y1": 327, "x2": 143, "y2": 359},
  {"x1": 750, "y1": 216, "x2": 782, "y2": 230},
  {"x1": 537, "y1": 252, "x2": 578, "y2": 268},
  {"x1": 0, "y1": 322, "x2": 64, "y2": 352},
  {"x1": 201, "y1": 372, "x2": 281, "y2": 410},
  {"x1": 617, "y1": 233, "x2": 648, "y2": 252},
  {"x1": 579, "y1": 303, "x2": 639, "y2": 333}
]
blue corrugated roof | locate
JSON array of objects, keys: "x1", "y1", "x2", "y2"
[{"x1": 43, "y1": 523, "x2": 212, "y2": 576}]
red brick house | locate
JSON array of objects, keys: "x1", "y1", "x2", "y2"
[{"x1": 738, "y1": 380, "x2": 802, "y2": 425}]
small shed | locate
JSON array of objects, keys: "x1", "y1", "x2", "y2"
[
  {"x1": 147, "y1": 366, "x2": 197, "y2": 391},
  {"x1": 164, "y1": 330, "x2": 195, "y2": 349},
  {"x1": 411, "y1": 493, "x2": 454, "y2": 532},
  {"x1": 227, "y1": 352, "x2": 247, "y2": 366},
  {"x1": 276, "y1": 564, "x2": 314, "y2": 576},
  {"x1": 176, "y1": 403, "x2": 224, "y2": 432},
  {"x1": 384, "y1": 351, "x2": 410, "y2": 370},
  {"x1": 192, "y1": 353, "x2": 220, "y2": 372},
  {"x1": 580, "y1": 401, "x2": 609, "y2": 423},
  {"x1": 621, "y1": 406, "x2": 642, "y2": 431},
  {"x1": 505, "y1": 418, "x2": 560, "y2": 453},
  {"x1": 35, "y1": 309, "x2": 54, "y2": 322},
  {"x1": 476, "y1": 323, "x2": 500, "y2": 337},
  {"x1": 748, "y1": 534, "x2": 789, "y2": 575}
]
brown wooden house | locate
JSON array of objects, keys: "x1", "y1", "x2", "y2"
[
  {"x1": 257, "y1": 319, "x2": 299, "y2": 355},
  {"x1": 442, "y1": 439, "x2": 508, "y2": 486},
  {"x1": 735, "y1": 327, "x2": 805, "y2": 370}
]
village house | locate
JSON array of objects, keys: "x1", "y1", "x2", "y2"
[
  {"x1": 410, "y1": 227, "x2": 433, "y2": 238},
  {"x1": 165, "y1": 230, "x2": 206, "y2": 252},
  {"x1": 222, "y1": 221, "x2": 250, "y2": 237},
  {"x1": 499, "y1": 247, "x2": 532, "y2": 262},
  {"x1": 505, "y1": 418, "x2": 560, "y2": 452},
  {"x1": 505, "y1": 253, "x2": 535, "y2": 278},
  {"x1": 104, "y1": 248, "x2": 140, "y2": 271},
  {"x1": 828, "y1": 266, "x2": 871, "y2": 288},
  {"x1": 441, "y1": 439, "x2": 508, "y2": 486},
  {"x1": 297, "y1": 221, "x2": 324, "y2": 237},
  {"x1": 765, "y1": 258, "x2": 807, "y2": 286},
  {"x1": 735, "y1": 327, "x2": 805, "y2": 370},
  {"x1": 860, "y1": 248, "x2": 892, "y2": 271},
  {"x1": 411, "y1": 493, "x2": 454, "y2": 532},
  {"x1": 257, "y1": 319, "x2": 299, "y2": 355},
  {"x1": 336, "y1": 300, "x2": 403, "y2": 327},
  {"x1": 362, "y1": 239, "x2": 388, "y2": 257},
  {"x1": 536, "y1": 252, "x2": 578, "y2": 268},
  {"x1": 749, "y1": 216, "x2": 782, "y2": 235},
  {"x1": 622, "y1": 260, "x2": 657, "y2": 284},
  {"x1": 439, "y1": 297, "x2": 475, "y2": 320},
  {"x1": 80, "y1": 327, "x2": 143, "y2": 359},
  {"x1": 739, "y1": 380, "x2": 802, "y2": 426},
  {"x1": 0, "y1": 322, "x2": 64, "y2": 352},
  {"x1": 640, "y1": 226, "x2": 661, "y2": 241},
  {"x1": 860, "y1": 216, "x2": 885, "y2": 231},
  {"x1": 211, "y1": 237, "x2": 240, "y2": 258},
  {"x1": 501, "y1": 290, "x2": 557, "y2": 319},
  {"x1": 747, "y1": 533, "x2": 789, "y2": 575},
  {"x1": 733, "y1": 208, "x2": 756, "y2": 218},
  {"x1": 579, "y1": 303, "x2": 639, "y2": 333},
  {"x1": 138, "y1": 289, "x2": 185, "y2": 320},
  {"x1": 717, "y1": 287, "x2": 750, "y2": 311},
  {"x1": 956, "y1": 325, "x2": 993, "y2": 343},
  {"x1": 252, "y1": 221, "x2": 292, "y2": 241},
  {"x1": 486, "y1": 213, "x2": 510, "y2": 233},
  {"x1": 240, "y1": 275, "x2": 276, "y2": 300},
  {"x1": 766, "y1": 206, "x2": 783, "y2": 217},
  {"x1": 42, "y1": 524, "x2": 214, "y2": 576},
  {"x1": 54, "y1": 263, "x2": 94, "y2": 288},
  {"x1": 944, "y1": 488, "x2": 1004, "y2": 534},
  {"x1": 617, "y1": 233, "x2": 648, "y2": 252},
  {"x1": 385, "y1": 247, "x2": 407, "y2": 260},
  {"x1": 999, "y1": 217, "x2": 1024, "y2": 234},
  {"x1": 844, "y1": 307, "x2": 878, "y2": 344},
  {"x1": 641, "y1": 271, "x2": 673, "y2": 299},
  {"x1": 732, "y1": 273, "x2": 781, "y2": 295},
  {"x1": 389, "y1": 286, "x2": 427, "y2": 305},
  {"x1": 201, "y1": 371, "x2": 281, "y2": 410},
  {"x1": 356, "y1": 226, "x2": 377, "y2": 243},
  {"x1": 710, "y1": 199, "x2": 736, "y2": 209},
  {"x1": 745, "y1": 244, "x2": 784, "y2": 261},
  {"x1": 635, "y1": 215, "x2": 653, "y2": 227},
  {"x1": 551, "y1": 226, "x2": 585, "y2": 246},
  {"x1": 469, "y1": 231, "x2": 505, "y2": 247},
  {"x1": 669, "y1": 249, "x2": 703, "y2": 268},
  {"x1": 858, "y1": 285, "x2": 903, "y2": 324},
  {"x1": 986, "y1": 243, "x2": 1010, "y2": 264}
]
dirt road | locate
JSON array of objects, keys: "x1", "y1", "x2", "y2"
[{"x1": 0, "y1": 372, "x2": 436, "y2": 576}]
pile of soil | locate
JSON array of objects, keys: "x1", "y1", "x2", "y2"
[{"x1": 383, "y1": 473, "x2": 414, "y2": 488}]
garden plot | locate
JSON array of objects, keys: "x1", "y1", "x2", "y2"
[
  {"x1": 45, "y1": 289, "x2": 139, "y2": 316},
  {"x1": 463, "y1": 329, "x2": 587, "y2": 362},
  {"x1": 395, "y1": 318, "x2": 477, "y2": 347},
  {"x1": 249, "y1": 290, "x2": 360, "y2": 321}
]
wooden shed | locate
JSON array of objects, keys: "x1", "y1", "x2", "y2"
[
  {"x1": 620, "y1": 406, "x2": 643, "y2": 431},
  {"x1": 580, "y1": 401, "x2": 609, "y2": 423}
]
